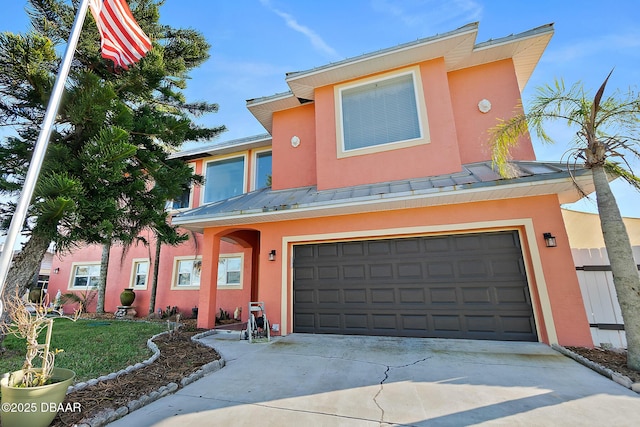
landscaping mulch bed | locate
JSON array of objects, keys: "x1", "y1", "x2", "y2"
[
  {"x1": 567, "y1": 346, "x2": 640, "y2": 384},
  {"x1": 51, "y1": 324, "x2": 220, "y2": 427}
]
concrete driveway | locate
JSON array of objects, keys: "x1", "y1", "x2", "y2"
[{"x1": 110, "y1": 333, "x2": 640, "y2": 426}]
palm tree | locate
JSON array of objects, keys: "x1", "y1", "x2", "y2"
[{"x1": 490, "y1": 72, "x2": 640, "y2": 370}]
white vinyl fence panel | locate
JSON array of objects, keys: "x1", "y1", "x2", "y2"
[{"x1": 572, "y1": 246, "x2": 640, "y2": 349}]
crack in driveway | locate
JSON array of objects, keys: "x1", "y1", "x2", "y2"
[{"x1": 373, "y1": 356, "x2": 433, "y2": 425}]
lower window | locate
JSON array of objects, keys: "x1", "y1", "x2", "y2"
[
  {"x1": 172, "y1": 257, "x2": 202, "y2": 289},
  {"x1": 70, "y1": 263, "x2": 101, "y2": 289},
  {"x1": 217, "y1": 254, "x2": 243, "y2": 289}
]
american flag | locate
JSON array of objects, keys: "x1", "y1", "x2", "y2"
[{"x1": 89, "y1": 0, "x2": 152, "y2": 70}]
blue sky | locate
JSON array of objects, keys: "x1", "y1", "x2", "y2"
[{"x1": 1, "y1": 0, "x2": 639, "y2": 219}]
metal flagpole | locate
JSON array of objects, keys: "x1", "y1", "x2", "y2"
[{"x1": 0, "y1": 0, "x2": 91, "y2": 314}]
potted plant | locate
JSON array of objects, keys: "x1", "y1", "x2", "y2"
[{"x1": 0, "y1": 291, "x2": 79, "y2": 427}]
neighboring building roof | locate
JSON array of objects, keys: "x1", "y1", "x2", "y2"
[
  {"x1": 562, "y1": 208, "x2": 640, "y2": 249},
  {"x1": 170, "y1": 134, "x2": 272, "y2": 161},
  {"x1": 173, "y1": 161, "x2": 593, "y2": 231},
  {"x1": 247, "y1": 22, "x2": 554, "y2": 133}
]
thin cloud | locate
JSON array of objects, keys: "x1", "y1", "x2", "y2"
[
  {"x1": 544, "y1": 31, "x2": 640, "y2": 64},
  {"x1": 371, "y1": 0, "x2": 482, "y2": 30},
  {"x1": 259, "y1": 0, "x2": 340, "y2": 59}
]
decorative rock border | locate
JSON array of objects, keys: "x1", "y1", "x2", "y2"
[
  {"x1": 552, "y1": 344, "x2": 640, "y2": 394},
  {"x1": 71, "y1": 329, "x2": 225, "y2": 427}
]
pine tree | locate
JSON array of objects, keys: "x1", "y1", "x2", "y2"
[{"x1": 0, "y1": 0, "x2": 225, "y2": 310}]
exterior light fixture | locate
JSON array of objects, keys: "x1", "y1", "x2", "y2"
[
  {"x1": 543, "y1": 233, "x2": 557, "y2": 248},
  {"x1": 53, "y1": 267, "x2": 60, "y2": 274},
  {"x1": 268, "y1": 250, "x2": 277, "y2": 261}
]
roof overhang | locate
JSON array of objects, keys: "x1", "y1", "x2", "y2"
[
  {"x1": 173, "y1": 172, "x2": 592, "y2": 232},
  {"x1": 246, "y1": 23, "x2": 553, "y2": 133},
  {"x1": 170, "y1": 134, "x2": 272, "y2": 162}
]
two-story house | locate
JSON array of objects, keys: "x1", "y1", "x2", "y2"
[{"x1": 48, "y1": 22, "x2": 594, "y2": 347}]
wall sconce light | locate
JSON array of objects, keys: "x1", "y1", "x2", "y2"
[
  {"x1": 543, "y1": 233, "x2": 557, "y2": 248},
  {"x1": 268, "y1": 250, "x2": 277, "y2": 261},
  {"x1": 53, "y1": 267, "x2": 60, "y2": 274}
]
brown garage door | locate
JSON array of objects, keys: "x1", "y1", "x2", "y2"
[{"x1": 293, "y1": 231, "x2": 537, "y2": 341}]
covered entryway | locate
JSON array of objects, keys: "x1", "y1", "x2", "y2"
[{"x1": 293, "y1": 230, "x2": 537, "y2": 341}]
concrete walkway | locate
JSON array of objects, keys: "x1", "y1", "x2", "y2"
[{"x1": 110, "y1": 333, "x2": 640, "y2": 426}]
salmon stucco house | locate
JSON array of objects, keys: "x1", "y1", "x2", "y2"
[{"x1": 48, "y1": 22, "x2": 595, "y2": 347}]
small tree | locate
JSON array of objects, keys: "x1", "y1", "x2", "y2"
[
  {"x1": 0, "y1": 292, "x2": 79, "y2": 387},
  {"x1": 490, "y1": 72, "x2": 640, "y2": 370}
]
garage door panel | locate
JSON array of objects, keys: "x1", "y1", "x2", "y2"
[
  {"x1": 318, "y1": 289, "x2": 340, "y2": 304},
  {"x1": 294, "y1": 313, "x2": 315, "y2": 330},
  {"x1": 466, "y1": 315, "x2": 497, "y2": 332},
  {"x1": 318, "y1": 244, "x2": 339, "y2": 257},
  {"x1": 371, "y1": 288, "x2": 395, "y2": 303},
  {"x1": 370, "y1": 264, "x2": 393, "y2": 279},
  {"x1": 294, "y1": 266, "x2": 315, "y2": 280},
  {"x1": 318, "y1": 266, "x2": 339, "y2": 279},
  {"x1": 461, "y1": 287, "x2": 491, "y2": 303},
  {"x1": 344, "y1": 289, "x2": 367, "y2": 303},
  {"x1": 426, "y1": 262, "x2": 455, "y2": 278},
  {"x1": 424, "y1": 237, "x2": 450, "y2": 252},
  {"x1": 458, "y1": 259, "x2": 488, "y2": 277},
  {"x1": 430, "y1": 287, "x2": 457, "y2": 303},
  {"x1": 495, "y1": 287, "x2": 529, "y2": 304},
  {"x1": 293, "y1": 231, "x2": 536, "y2": 341},
  {"x1": 342, "y1": 242, "x2": 364, "y2": 256},
  {"x1": 343, "y1": 265, "x2": 366, "y2": 279},
  {"x1": 372, "y1": 314, "x2": 398, "y2": 330},
  {"x1": 501, "y1": 316, "x2": 536, "y2": 334},
  {"x1": 432, "y1": 315, "x2": 461, "y2": 331},
  {"x1": 402, "y1": 315, "x2": 428, "y2": 330},
  {"x1": 398, "y1": 263, "x2": 422, "y2": 278},
  {"x1": 399, "y1": 288, "x2": 426, "y2": 303},
  {"x1": 454, "y1": 235, "x2": 483, "y2": 251},
  {"x1": 344, "y1": 314, "x2": 368, "y2": 329},
  {"x1": 294, "y1": 289, "x2": 314, "y2": 304}
]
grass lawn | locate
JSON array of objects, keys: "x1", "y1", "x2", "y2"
[{"x1": 0, "y1": 318, "x2": 167, "y2": 382}]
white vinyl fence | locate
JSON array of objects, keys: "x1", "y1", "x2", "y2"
[{"x1": 573, "y1": 246, "x2": 640, "y2": 349}]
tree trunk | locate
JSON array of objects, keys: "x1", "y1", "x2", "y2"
[
  {"x1": 592, "y1": 165, "x2": 640, "y2": 370},
  {"x1": 96, "y1": 241, "x2": 111, "y2": 314},
  {"x1": 0, "y1": 226, "x2": 52, "y2": 348},
  {"x1": 2, "y1": 228, "x2": 51, "y2": 300},
  {"x1": 148, "y1": 238, "x2": 161, "y2": 315}
]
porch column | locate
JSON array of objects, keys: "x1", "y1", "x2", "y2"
[{"x1": 197, "y1": 229, "x2": 221, "y2": 329}]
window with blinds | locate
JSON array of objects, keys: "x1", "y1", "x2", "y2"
[{"x1": 342, "y1": 73, "x2": 420, "y2": 150}]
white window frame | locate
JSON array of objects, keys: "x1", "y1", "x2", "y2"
[
  {"x1": 166, "y1": 163, "x2": 195, "y2": 211},
  {"x1": 171, "y1": 256, "x2": 202, "y2": 290},
  {"x1": 251, "y1": 148, "x2": 272, "y2": 191},
  {"x1": 130, "y1": 258, "x2": 150, "y2": 290},
  {"x1": 217, "y1": 253, "x2": 244, "y2": 289},
  {"x1": 335, "y1": 66, "x2": 430, "y2": 158},
  {"x1": 68, "y1": 262, "x2": 101, "y2": 290},
  {"x1": 201, "y1": 153, "x2": 248, "y2": 205}
]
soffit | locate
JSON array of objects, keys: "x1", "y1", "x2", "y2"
[
  {"x1": 247, "y1": 23, "x2": 554, "y2": 132},
  {"x1": 170, "y1": 134, "x2": 272, "y2": 161},
  {"x1": 285, "y1": 23, "x2": 479, "y2": 101}
]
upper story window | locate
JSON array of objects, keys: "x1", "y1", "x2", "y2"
[
  {"x1": 254, "y1": 151, "x2": 272, "y2": 190},
  {"x1": 166, "y1": 163, "x2": 194, "y2": 211},
  {"x1": 169, "y1": 189, "x2": 191, "y2": 210},
  {"x1": 335, "y1": 67, "x2": 429, "y2": 157},
  {"x1": 203, "y1": 156, "x2": 246, "y2": 204}
]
